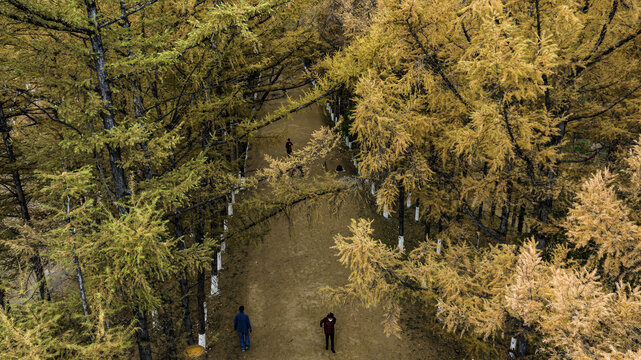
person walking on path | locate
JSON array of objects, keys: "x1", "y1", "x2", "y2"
[
  {"x1": 234, "y1": 305, "x2": 252, "y2": 351},
  {"x1": 320, "y1": 312, "x2": 336, "y2": 353},
  {"x1": 285, "y1": 138, "x2": 293, "y2": 156}
]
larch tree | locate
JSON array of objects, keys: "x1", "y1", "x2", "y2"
[
  {"x1": 0, "y1": 0, "x2": 345, "y2": 358},
  {"x1": 318, "y1": 0, "x2": 641, "y2": 357}
]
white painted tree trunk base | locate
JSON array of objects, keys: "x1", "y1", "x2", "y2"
[
  {"x1": 217, "y1": 252, "x2": 223, "y2": 271},
  {"x1": 415, "y1": 206, "x2": 420, "y2": 221},
  {"x1": 198, "y1": 333, "x2": 206, "y2": 348},
  {"x1": 227, "y1": 203, "x2": 233, "y2": 216},
  {"x1": 406, "y1": 194, "x2": 411, "y2": 208},
  {"x1": 151, "y1": 310, "x2": 158, "y2": 328},
  {"x1": 210, "y1": 274, "x2": 220, "y2": 296},
  {"x1": 398, "y1": 235, "x2": 404, "y2": 249},
  {"x1": 303, "y1": 65, "x2": 317, "y2": 87},
  {"x1": 383, "y1": 207, "x2": 389, "y2": 219},
  {"x1": 436, "y1": 239, "x2": 442, "y2": 255},
  {"x1": 231, "y1": 192, "x2": 235, "y2": 203},
  {"x1": 371, "y1": 182, "x2": 375, "y2": 196}
]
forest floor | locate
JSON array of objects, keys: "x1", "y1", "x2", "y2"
[{"x1": 206, "y1": 78, "x2": 469, "y2": 359}]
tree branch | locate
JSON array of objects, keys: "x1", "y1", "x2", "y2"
[
  {"x1": 576, "y1": 26, "x2": 641, "y2": 77},
  {"x1": 3, "y1": 0, "x2": 90, "y2": 34},
  {"x1": 98, "y1": 0, "x2": 159, "y2": 28},
  {"x1": 588, "y1": 0, "x2": 619, "y2": 57},
  {"x1": 405, "y1": 19, "x2": 467, "y2": 107},
  {"x1": 502, "y1": 102, "x2": 537, "y2": 187},
  {"x1": 568, "y1": 83, "x2": 641, "y2": 122},
  {"x1": 463, "y1": 201, "x2": 502, "y2": 243}
]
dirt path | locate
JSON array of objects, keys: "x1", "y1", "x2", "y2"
[{"x1": 207, "y1": 83, "x2": 466, "y2": 359}]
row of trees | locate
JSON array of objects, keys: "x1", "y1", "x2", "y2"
[
  {"x1": 317, "y1": 0, "x2": 641, "y2": 358},
  {"x1": 0, "y1": 0, "x2": 350, "y2": 358},
  {"x1": 5, "y1": 0, "x2": 641, "y2": 358}
]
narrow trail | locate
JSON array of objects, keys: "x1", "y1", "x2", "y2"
[{"x1": 207, "y1": 78, "x2": 465, "y2": 359}]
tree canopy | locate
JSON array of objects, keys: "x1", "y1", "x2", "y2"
[{"x1": 2, "y1": 0, "x2": 641, "y2": 358}]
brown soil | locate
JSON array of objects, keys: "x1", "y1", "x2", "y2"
[{"x1": 206, "y1": 84, "x2": 469, "y2": 360}]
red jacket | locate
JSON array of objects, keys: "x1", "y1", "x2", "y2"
[{"x1": 320, "y1": 317, "x2": 336, "y2": 334}]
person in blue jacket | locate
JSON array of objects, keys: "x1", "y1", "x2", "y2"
[{"x1": 234, "y1": 305, "x2": 252, "y2": 351}]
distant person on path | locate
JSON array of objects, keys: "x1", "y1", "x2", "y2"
[
  {"x1": 320, "y1": 312, "x2": 336, "y2": 353},
  {"x1": 234, "y1": 305, "x2": 252, "y2": 352},
  {"x1": 286, "y1": 138, "x2": 293, "y2": 156}
]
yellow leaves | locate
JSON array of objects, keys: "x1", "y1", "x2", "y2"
[
  {"x1": 38, "y1": 165, "x2": 96, "y2": 202},
  {"x1": 505, "y1": 239, "x2": 545, "y2": 326},
  {"x1": 0, "y1": 299, "x2": 133, "y2": 359},
  {"x1": 256, "y1": 127, "x2": 338, "y2": 184},
  {"x1": 623, "y1": 135, "x2": 641, "y2": 200},
  {"x1": 326, "y1": 218, "x2": 402, "y2": 335},
  {"x1": 351, "y1": 71, "x2": 415, "y2": 178},
  {"x1": 498, "y1": 235, "x2": 641, "y2": 359},
  {"x1": 565, "y1": 168, "x2": 641, "y2": 279}
]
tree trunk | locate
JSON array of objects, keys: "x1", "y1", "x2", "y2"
[
  {"x1": 210, "y1": 253, "x2": 219, "y2": 296},
  {"x1": 517, "y1": 332, "x2": 529, "y2": 356},
  {"x1": 64, "y1": 194, "x2": 91, "y2": 317},
  {"x1": 60, "y1": 158, "x2": 92, "y2": 317},
  {"x1": 517, "y1": 204, "x2": 526, "y2": 234},
  {"x1": 424, "y1": 220, "x2": 430, "y2": 240},
  {"x1": 84, "y1": 0, "x2": 128, "y2": 213},
  {"x1": 84, "y1": 1, "x2": 148, "y2": 356},
  {"x1": 135, "y1": 308, "x2": 153, "y2": 360},
  {"x1": 195, "y1": 215, "x2": 207, "y2": 348},
  {"x1": 533, "y1": 170, "x2": 557, "y2": 250},
  {"x1": 489, "y1": 201, "x2": 496, "y2": 227},
  {"x1": 160, "y1": 296, "x2": 177, "y2": 360},
  {"x1": 119, "y1": 1, "x2": 153, "y2": 181},
  {"x1": 498, "y1": 182, "x2": 512, "y2": 242},
  {"x1": 73, "y1": 245, "x2": 90, "y2": 316},
  {"x1": 161, "y1": 295, "x2": 178, "y2": 360},
  {"x1": 398, "y1": 185, "x2": 405, "y2": 248},
  {"x1": 174, "y1": 214, "x2": 195, "y2": 346},
  {"x1": 0, "y1": 105, "x2": 50, "y2": 301}
]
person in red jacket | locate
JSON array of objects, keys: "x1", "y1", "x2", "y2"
[
  {"x1": 320, "y1": 312, "x2": 336, "y2": 353},
  {"x1": 285, "y1": 138, "x2": 293, "y2": 156}
]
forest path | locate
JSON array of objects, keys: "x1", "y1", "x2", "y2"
[{"x1": 206, "y1": 77, "x2": 463, "y2": 359}]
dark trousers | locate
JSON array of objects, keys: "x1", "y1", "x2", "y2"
[{"x1": 324, "y1": 332, "x2": 335, "y2": 350}]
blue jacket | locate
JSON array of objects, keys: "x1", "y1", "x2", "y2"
[{"x1": 234, "y1": 312, "x2": 252, "y2": 333}]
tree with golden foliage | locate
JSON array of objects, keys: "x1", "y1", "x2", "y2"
[
  {"x1": 319, "y1": 0, "x2": 641, "y2": 248},
  {"x1": 329, "y1": 138, "x2": 641, "y2": 358}
]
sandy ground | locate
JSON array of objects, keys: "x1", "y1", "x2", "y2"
[{"x1": 206, "y1": 82, "x2": 468, "y2": 359}]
